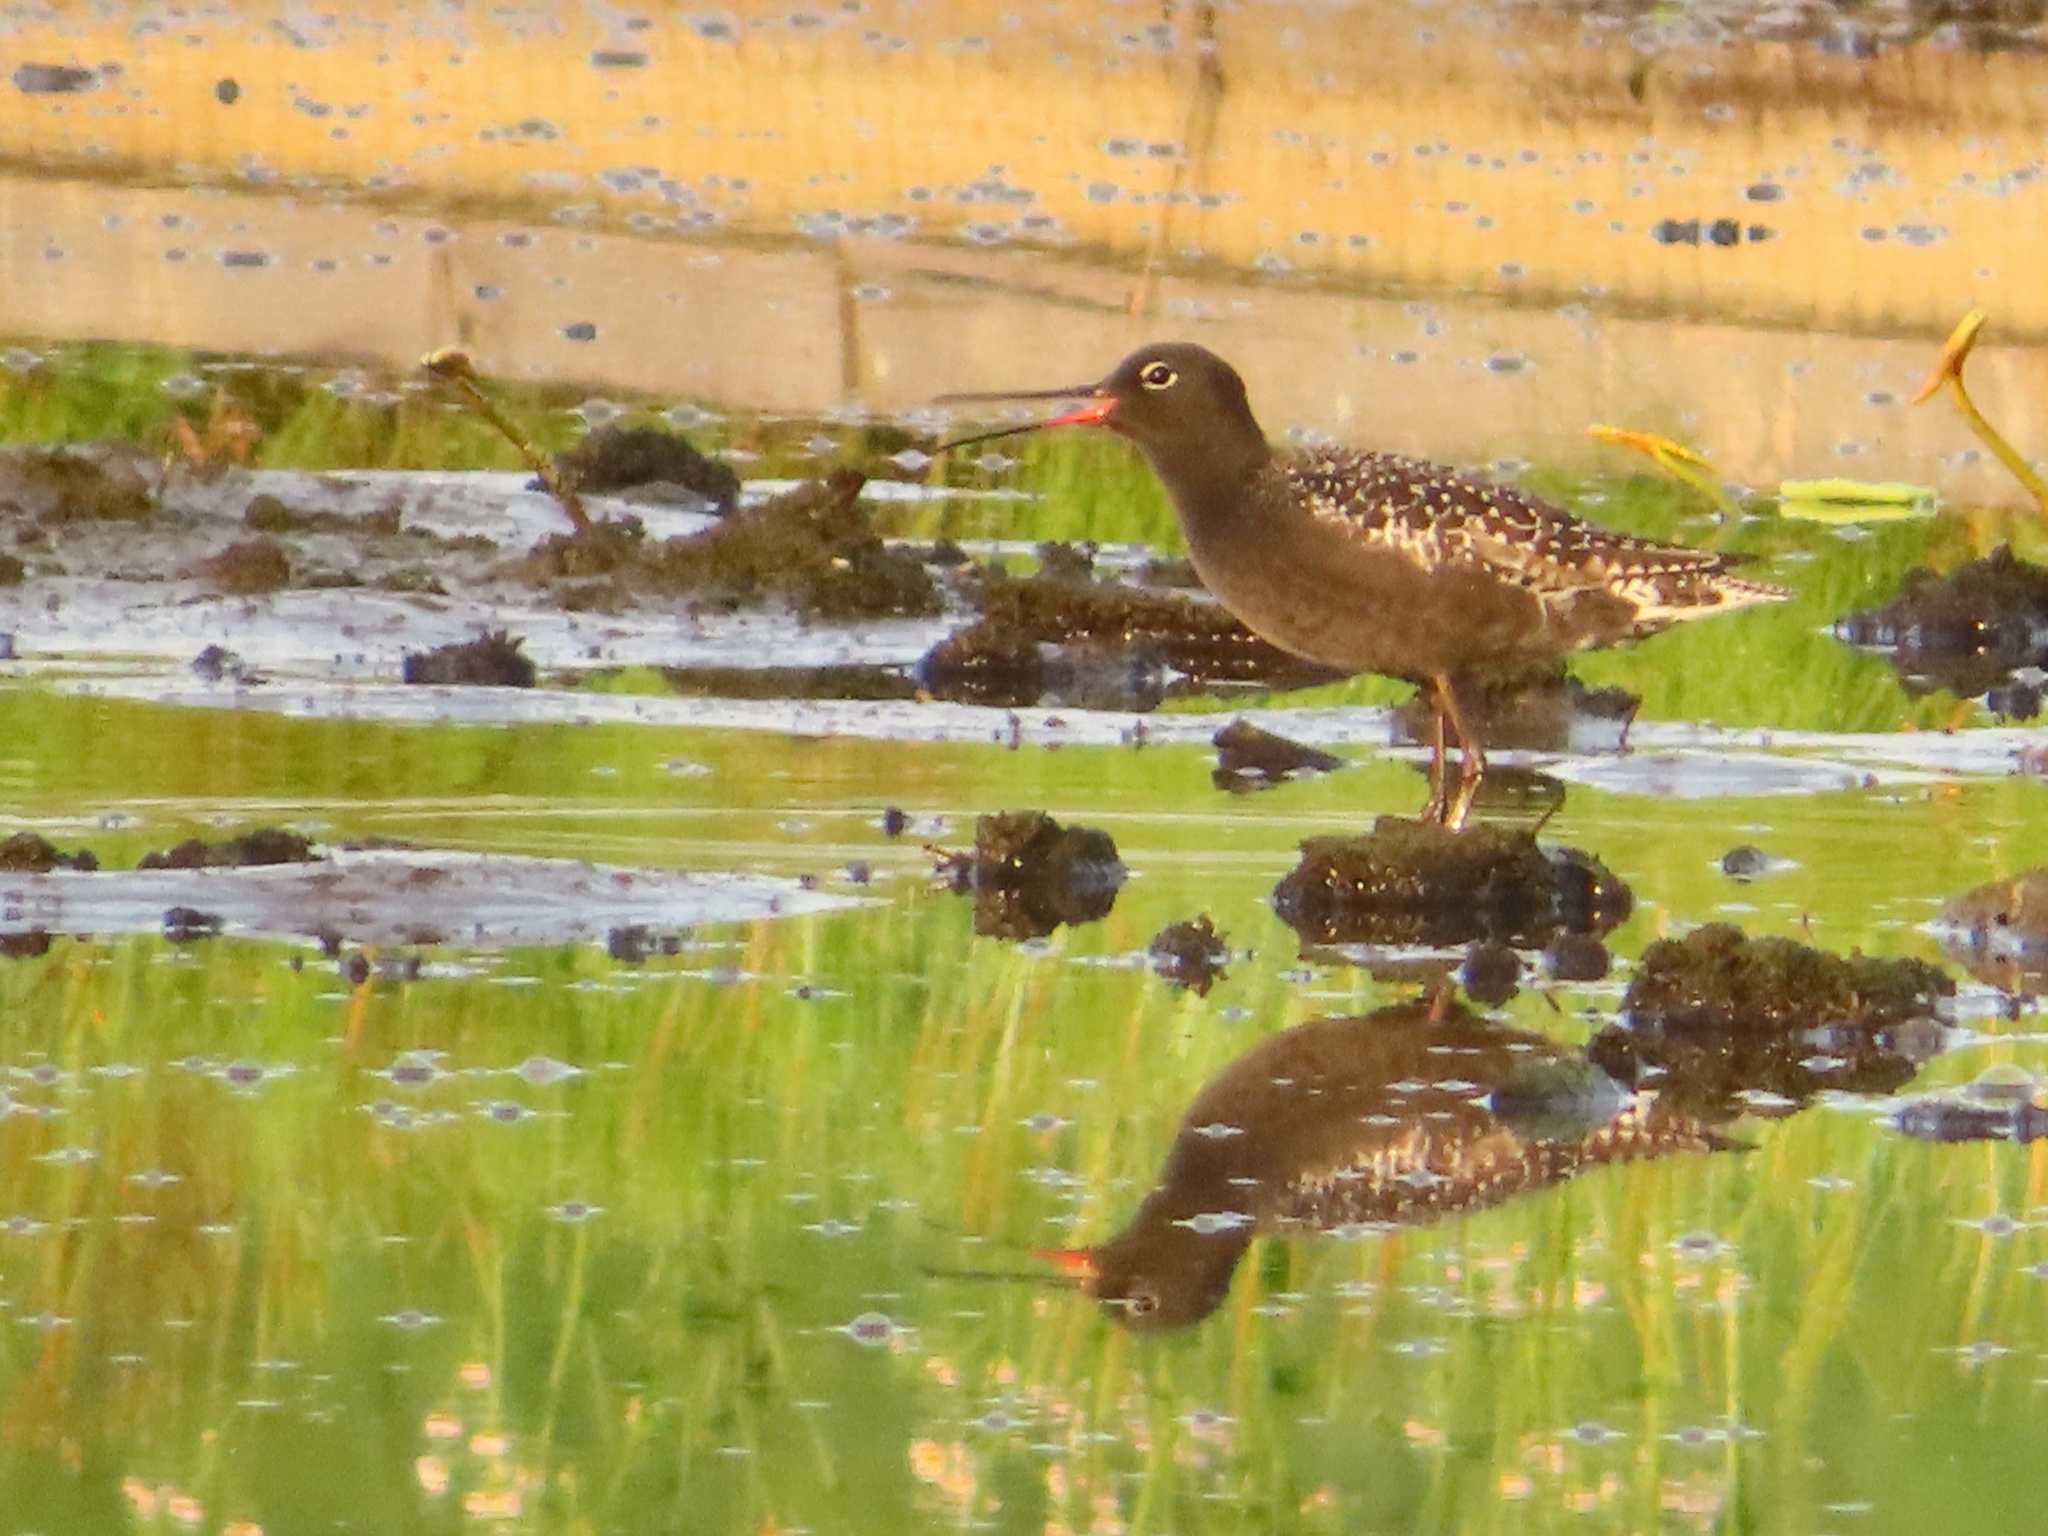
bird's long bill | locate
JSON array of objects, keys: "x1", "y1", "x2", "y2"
[
  {"x1": 1032, "y1": 1246, "x2": 1100, "y2": 1283},
  {"x1": 932, "y1": 385, "x2": 1116, "y2": 452}
]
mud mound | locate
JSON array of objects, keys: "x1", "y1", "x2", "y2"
[
  {"x1": 1835, "y1": 545, "x2": 2048, "y2": 700},
  {"x1": 1149, "y1": 914, "x2": 1229, "y2": 995},
  {"x1": 555, "y1": 424, "x2": 741, "y2": 512},
  {"x1": 403, "y1": 630, "x2": 537, "y2": 687},
  {"x1": 1271, "y1": 816, "x2": 1630, "y2": 948},
  {"x1": 936, "y1": 811, "x2": 1126, "y2": 942},
  {"x1": 139, "y1": 828, "x2": 319, "y2": 870}
]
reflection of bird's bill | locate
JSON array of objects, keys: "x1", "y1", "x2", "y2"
[
  {"x1": 919, "y1": 1262, "x2": 1088, "y2": 1291},
  {"x1": 932, "y1": 388, "x2": 1117, "y2": 452},
  {"x1": 1032, "y1": 1246, "x2": 1098, "y2": 1283}
]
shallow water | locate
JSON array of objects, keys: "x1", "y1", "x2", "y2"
[{"x1": 4, "y1": 4, "x2": 2048, "y2": 1533}]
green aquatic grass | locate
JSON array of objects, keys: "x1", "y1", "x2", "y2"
[{"x1": 5, "y1": 343, "x2": 2048, "y2": 1531}]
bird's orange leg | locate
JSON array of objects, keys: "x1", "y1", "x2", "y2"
[
  {"x1": 1432, "y1": 674, "x2": 1487, "y2": 832},
  {"x1": 1421, "y1": 700, "x2": 1449, "y2": 823}
]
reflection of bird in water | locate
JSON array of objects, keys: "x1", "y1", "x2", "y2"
[
  {"x1": 940, "y1": 343, "x2": 1786, "y2": 828},
  {"x1": 1037, "y1": 994, "x2": 1733, "y2": 1331}
]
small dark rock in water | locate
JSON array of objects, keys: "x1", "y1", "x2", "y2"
[
  {"x1": 402, "y1": 629, "x2": 537, "y2": 687},
  {"x1": 880, "y1": 806, "x2": 911, "y2": 838},
  {"x1": 191, "y1": 644, "x2": 260, "y2": 684},
  {"x1": 202, "y1": 537, "x2": 292, "y2": 595},
  {"x1": 0, "y1": 930, "x2": 54, "y2": 960},
  {"x1": 554, "y1": 424, "x2": 741, "y2": 513},
  {"x1": 139, "y1": 828, "x2": 317, "y2": 869},
  {"x1": 162, "y1": 906, "x2": 223, "y2": 942},
  {"x1": 342, "y1": 951, "x2": 371, "y2": 986},
  {"x1": 0, "y1": 443, "x2": 155, "y2": 524},
  {"x1": 604, "y1": 924, "x2": 678, "y2": 962},
  {"x1": 0, "y1": 553, "x2": 22, "y2": 585},
  {"x1": 0, "y1": 832, "x2": 99, "y2": 872},
  {"x1": 936, "y1": 810, "x2": 1127, "y2": 942},
  {"x1": 1461, "y1": 940, "x2": 1521, "y2": 1007},
  {"x1": 1588, "y1": 922, "x2": 1952, "y2": 1116},
  {"x1": 1271, "y1": 817, "x2": 1631, "y2": 948},
  {"x1": 1543, "y1": 931, "x2": 1611, "y2": 982},
  {"x1": 1212, "y1": 718, "x2": 1344, "y2": 794},
  {"x1": 1835, "y1": 545, "x2": 2048, "y2": 699},
  {"x1": 1149, "y1": 914, "x2": 1230, "y2": 995},
  {"x1": 1720, "y1": 844, "x2": 1769, "y2": 879},
  {"x1": 242, "y1": 493, "x2": 306, "y2": 533}
]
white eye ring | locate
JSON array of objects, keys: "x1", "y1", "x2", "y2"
[{"x1": 1139, "y1": 362, "x2": 1177, "y2": 391}]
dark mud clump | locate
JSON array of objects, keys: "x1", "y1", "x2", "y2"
[
  {"x1": 637, "y1": 469, "x2": 938, "y2": 620},
  {"x1": 1392, "y1": 666, "x2": 1639, "y2": 754},
  {"x1": 1149, "y1": 914, "x2": 1229, "y2": 995},
  {"x1": 139, "y1": 827, "x2": 318, "y2": 869},
  {"x1": 915, "y1": 621, "x2": 1045, "y2": 708},
  {"x1": 0, "y1": 832, "x2": 99, "y2": 873},
  {"x1": 0, "y1": 444, "x2": 156, "y2": 525},
  {"x1": 1588, "y1": 923, "x2": 1952, "y2": 1116},
  {"x1": 202, "y1": 537, "x2": 291, "y2": 595},
  {"x1": 403, "y1": 630, "x2": 537, "y2": 687},
  {"x1": 1212, "y1": 718, "x2": 1343, "y2": 794},
  {"x1": 555, "y1": 424, "x2": 741, "y2": 513},
  {"x1": 1937, "y1": 868, "x2": 2048, "y2": 994},
  {"x1": 162, "y1": 906, "x2": 224, "y2": 942},
  {"x1": 0, "y1": 553, "x2": 23, "y2": 586},
  {"x1": 0, "y1": 930, "x2": 54, "y2": 960},
  {"x1": 935, "y1": 811, "x2": 1127, "y2": 942},
  {"x1": 1834, "y1": 544, "x2": 2048, "y2": 699},
  {"x1": 1271, "y1": 816, "x2": 1630, "y2": 948}
]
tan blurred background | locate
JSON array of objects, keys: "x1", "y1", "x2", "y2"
[{"x1": 0, "y1": 0, "x2": 2044, "y2": 496}]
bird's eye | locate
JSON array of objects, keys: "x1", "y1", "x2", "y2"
[
  {"x1": 1128, "y1": 1289, "x2": 1160, "y2": 1316},
  {"x1": 1138, "y1": 361, "x2": 1177, "y2": 391}
]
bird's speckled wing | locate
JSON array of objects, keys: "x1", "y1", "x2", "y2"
[{"x1": 1281, "y1": 448, "x2": 1785, "y2": 622}]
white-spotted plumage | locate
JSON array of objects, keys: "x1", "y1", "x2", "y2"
[{"x1": 1278, "y1": 446, "x2": 1786, "y2": 638}]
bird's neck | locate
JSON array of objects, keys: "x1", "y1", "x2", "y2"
[{"x1": 1136, "y1": 424, "x2": 1271, "y2": 540}]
